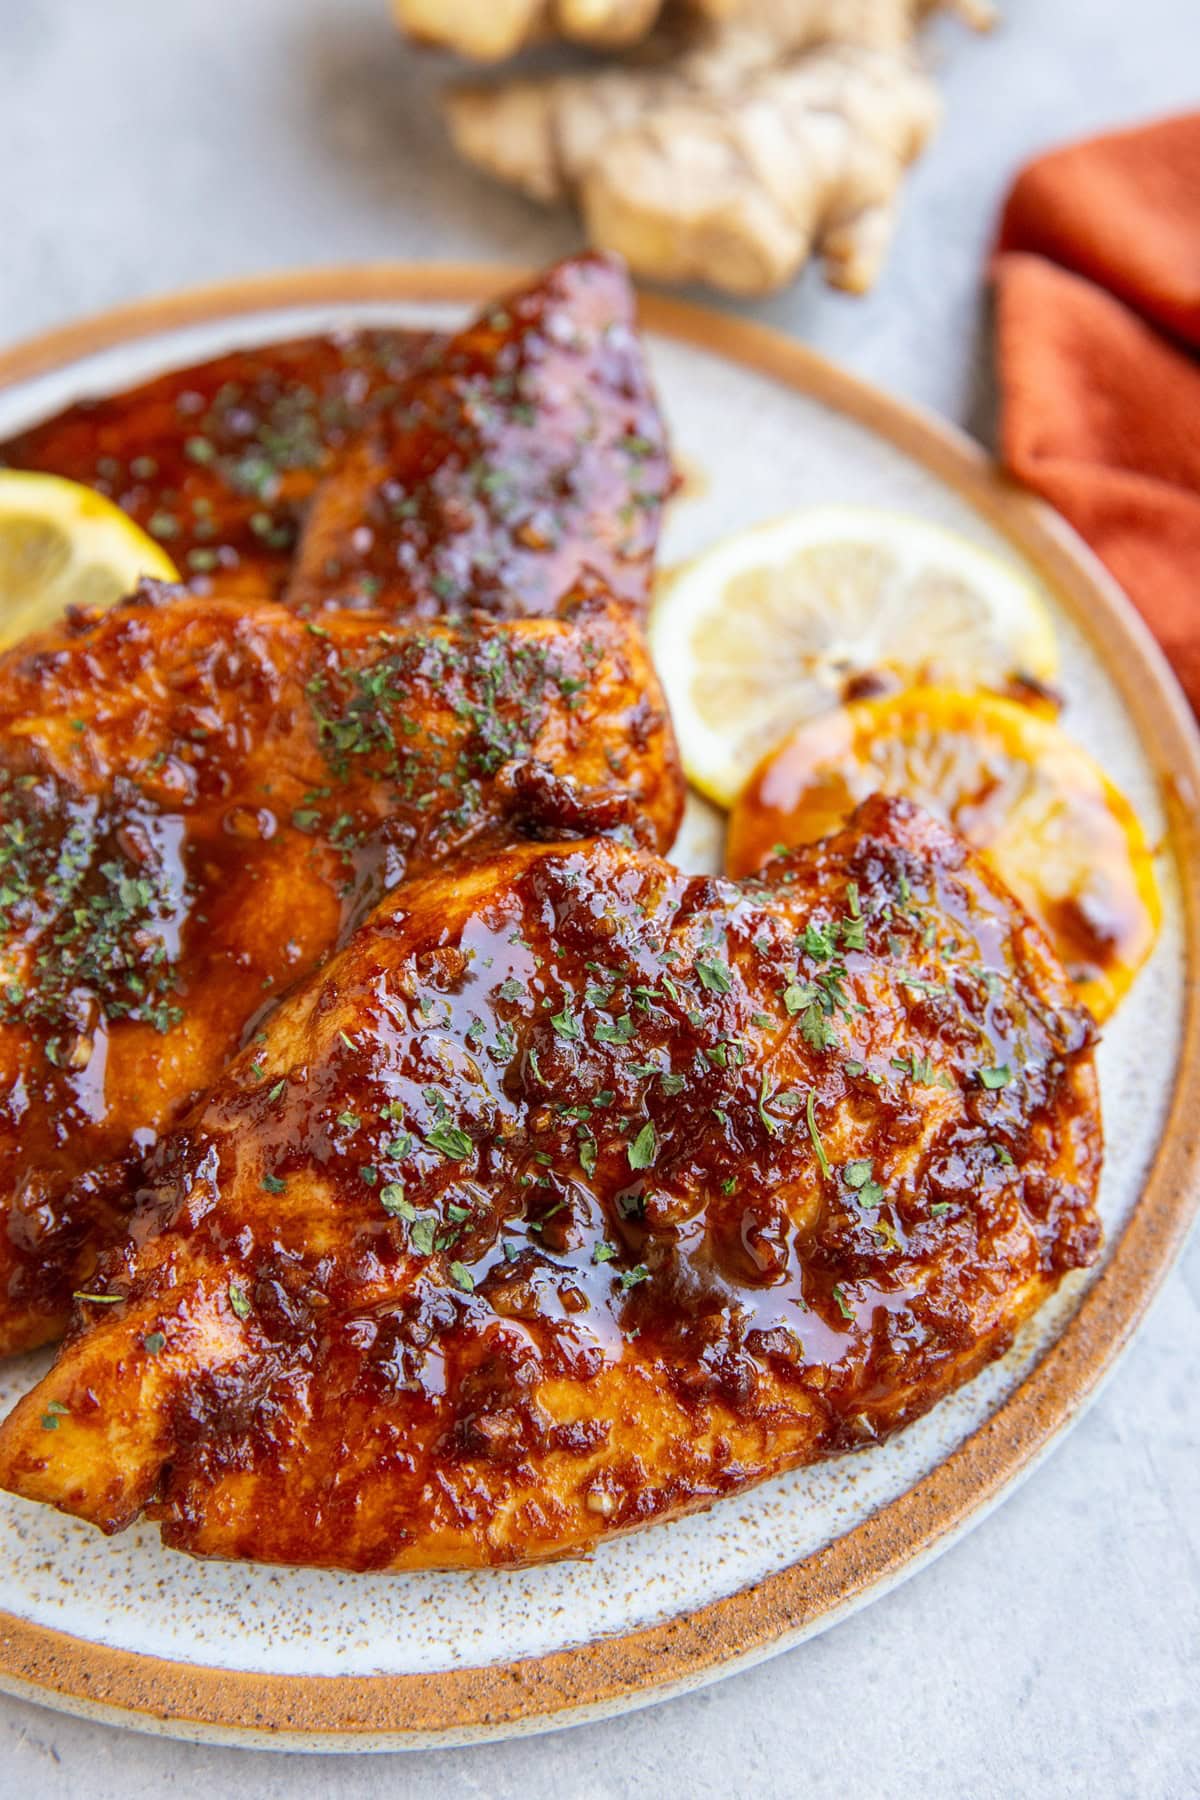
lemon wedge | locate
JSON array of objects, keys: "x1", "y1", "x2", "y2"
[
  {"x1": 0, "y1": 471, "x2": 179, "y2": 650},
  {"x1": 725, "y1": 687, "x2": 1161, "y2": 1022},
  {"x1": 648, "y1": 506, "x2": 1059, "y2": 807}
]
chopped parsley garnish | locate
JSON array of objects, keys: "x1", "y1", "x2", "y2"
[
  {"x1": 832, "y1": 1284, "x2": 854, "y2": 1322},
  {"x1": 303, "y1": 628, "x2": 572, "y2": 833},
  {"x1": 410, "y1": 1216, "x2": 437, "y2": 1256},
  {"x1": 891, "y1": 1053, "x2": 937, "y2": 1085},
  {"x1": 696, "y1": 957, "x2": 733, "y2": 995},
  {"x1": 449, "y1": 1261, "x2": 475, "y2": 1293},
  {"x1": 380, "y1": 1182, "x2": 412, "y2": 1218},
  {"x1": 0, "y1": 790, "x2": 184, "y2": 1038},
  {"x1": 41, "y1": 1400, "x2": 69, "y2": 1431},
  {"x1": 800, "y1": 1007, "x2": 838, "y2": 1053},
  {"x1": 595, "y1": 1014, "x2": 635, "y2": 1045},
  {"x1": 627, "y1": 1120, "x2": 658, "y2": 1171},
  {"x1": 261, "y1": 1172, "x2": 286, "y2": 1194},
  {"x1": 980, "y1": 1064, "x2": 1012, "y2": 1089},
  {"x1": 843, "y1": 1159, "x2": 886, "y2": 1208},
  {"x1": 228, "y1": 1280, "x2": 251, "y2": 1320},
  {"x1": 592, "y1": 1241, "x2": 617, "y2": 1263},
  {"x1": 619, "y1": 1264, "x2": 650, "y2": 1290},
  {"x1": 144, "y1": 1331, "x2": 166, "y2": 1356},
  {"x1": 802, "y1": 921, "x2": 837, "y2": 961},
  {"x1": 783, "y1": 976, "x2": 840, "y2": 1053},
  {"x1": 806, "y1": 1092, "x2": 830, "y2": 1177},
  {"x1": 550, "y1": 1005, "x2": 580, "y2": 1040},
  {"x1": 427, "y1": 1123, "x2": 473, "y2": 1160}
]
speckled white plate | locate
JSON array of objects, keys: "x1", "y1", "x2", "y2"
[{"x1": 0, "y1": 268, "x2": 1197, "y2": 1752}]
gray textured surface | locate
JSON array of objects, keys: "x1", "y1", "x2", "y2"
[{"x1": 0, "y1": 0, "x2": 1197, "y2": 1793}]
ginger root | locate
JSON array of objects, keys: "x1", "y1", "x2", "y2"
[
  {"x1": 392, "y1": 0, "x2": 987, "y2": 59},
  {"x1": 392, "y1": 0, "x2": 734, "y2": 60},
  {"x1": 403, "y1": 0, "x2": 993, "y2": 296}
]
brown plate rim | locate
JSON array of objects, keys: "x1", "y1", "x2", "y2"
[{"x1": 0, "y1": 262, "x2": 1198, "y2": 1748}]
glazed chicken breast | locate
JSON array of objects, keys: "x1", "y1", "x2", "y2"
[
  {"x1": 285, "y1": 253, "x2": 673, "y2": 620},
  {"x1": 0, "y1": 329, "x2": 438, "y2": 601},
  {"x1": 0, "y1": 581, "x2": 681, "y2": 1354},
  {"x1": 0, "y1": 797, "x2": 1102, "y2": 1568}
]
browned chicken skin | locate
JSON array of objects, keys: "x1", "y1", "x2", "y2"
[
  {"x1": 286, "y1": 254, "x2": 673, "y2": 620},
  {"x1": 0, "y1": 798, "x2": 1102, "y2": 1569},
  {"x1": 0, "y1": 583, "x2": 682, "y2": 1354},
  {"x1": 1, "y1": 255, "x2": 671, "y2": 625},
  {"x1": 1, "y1": 330, "x2": 438, "y2": 600}
]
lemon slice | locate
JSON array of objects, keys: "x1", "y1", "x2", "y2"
[
  {"x1": 0, "y1": 472, "x2": 179, "y2": 650},
  {"x1": 648, "y1": 506, "x2": 1059, "y2": 807},
  {"x1": 725, "y1": 687, "x2": 1161, "y2": 1021}
]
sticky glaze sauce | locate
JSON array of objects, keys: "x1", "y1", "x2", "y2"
[
  {"x1": 0, "y1": 593, "x2": 678, "y2": 1346},
  {"x1": 1, "y1": 328, "x2": 437, "y2": 596},
  {"x1": 286, "y1": 256, "x2": 673, "y2": 622},
  {"x1": 63, "y1": 801, "x2": 1104, "y2": 1564}
]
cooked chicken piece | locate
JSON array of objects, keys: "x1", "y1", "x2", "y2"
[
  {"x1": 285, "y1": 254, "x2": 673, "y2": 621},
  {"x1": 0, "y1": 581, "x2": 681, "y2": 1354},
  {"x1": 0, "y1": 797, "x2": 1101, "y2": 1567},
  {"x1": 1, "y1": 330, "x2": 437, "y2": 601}
]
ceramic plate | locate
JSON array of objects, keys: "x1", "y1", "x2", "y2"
[{"x1": 0, "y1": 268, "x2": 1197, "y2": 1751}]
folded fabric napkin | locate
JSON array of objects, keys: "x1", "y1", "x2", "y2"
[{"x1": 993, "y1": 113, "x2": 1200, "y2": 713}]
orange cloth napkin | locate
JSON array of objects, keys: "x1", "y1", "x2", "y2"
[{"x1": 993, "y1": 114, "x2": 1200, "y2": 712}]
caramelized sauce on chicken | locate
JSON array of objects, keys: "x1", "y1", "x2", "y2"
[
  {"x1": 0, "y1": 584, "x2": 681, "y2": 1353},
  {"x1": 285, "y1": 254, "x2": 673, "y2": 621},
  {"x1": 3, "y1": 254, "x2": 673, "y2": 626},
  {"x1": 0, "y1": 799, "x2": 1101, "y2": 1568},
  {"x1": 0, "y1": 257, "x2": 1105, "y2": 1574},
  {"x1": 2, "y1": 330, "x2": 435, "y2": 598}
]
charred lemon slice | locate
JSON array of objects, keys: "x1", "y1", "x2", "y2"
[
  {"x1": 0, "y1": 471, "x2": 179, "y2": 649},
  {"x1": 648, "y1": 506, "x2": 1059, "y2": 807},
  {"x1": 726, "y1": 688, "x2": 1161, "y2": 1021}
]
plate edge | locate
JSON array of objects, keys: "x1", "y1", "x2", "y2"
[{"x1": 0, "y1": 262, "x2": 1197, "y2": 1746}]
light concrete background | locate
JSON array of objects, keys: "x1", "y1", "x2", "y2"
[{"x1": 1, "y1": 1, "x2": 1197, "y2": 1793}]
